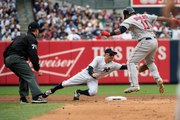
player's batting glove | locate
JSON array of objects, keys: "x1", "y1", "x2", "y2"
[{"x1": 101, "y1": 31, "x2": 111, "y2": 37}]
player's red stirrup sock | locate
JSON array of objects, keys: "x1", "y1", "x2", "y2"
[
  {"x1": 78, "y1": 89, "x2": 90, "y2": 96},
  {"x1": 51, "y1": 83, "x2": 64, "y2": 93}
]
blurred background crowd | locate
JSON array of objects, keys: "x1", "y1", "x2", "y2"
[
  {"x1": 0, "y1": 0, "x2": 20, "y2": 41},
  {"x1": 0, "y1": 0, "x2": 180, "y2": 41}
]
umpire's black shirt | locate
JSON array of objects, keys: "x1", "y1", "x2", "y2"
[{"x1": 3, "y1": 32, "x2": 40, "y2": 71}]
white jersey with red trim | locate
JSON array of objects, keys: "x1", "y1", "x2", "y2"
[{"x1": 121, "y1": 13, "x2": 158, "y2": 40}]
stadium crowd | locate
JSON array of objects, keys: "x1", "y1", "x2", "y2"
[
  {"x1": 32, "y1": 0, "x2": 180, "y2": 41},
  {"x1": 0, "y1": 0, "x2": 20, "y2": 41}
]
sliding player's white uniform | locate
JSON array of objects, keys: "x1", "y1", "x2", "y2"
[{"x1": 62, "y1": 56, "x2": 123, "y2": 95}]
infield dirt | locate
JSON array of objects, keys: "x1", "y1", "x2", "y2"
[
  {"x1": 0, "y1": 95, "x2": 176, "y2": 120},
  {"x1": 28, "y1": 95, "x2": 176, "y2": 120}
]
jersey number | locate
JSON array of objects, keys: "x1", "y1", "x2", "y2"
[{"x1": 141, "y1": 20, "x2": 150, "y2": 29}]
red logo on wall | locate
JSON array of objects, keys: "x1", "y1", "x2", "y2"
[{"x1": 0, "y1": 47, "x2": 85, "y2": 77}]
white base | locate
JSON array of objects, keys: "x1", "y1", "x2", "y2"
[{"x1": 105, "y1": 96, "x2": 127, "y2": 101}]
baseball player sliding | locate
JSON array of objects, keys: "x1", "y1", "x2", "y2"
[
  {"x1": 101, "y1": 7, "x2": 180, "y2": 94},
  {"x1": 43, "y1": 48, "x2": 146, "y2": 100}
]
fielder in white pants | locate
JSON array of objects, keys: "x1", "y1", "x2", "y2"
[{"x1": 43, "y1": 48, "x2": 128, "y2": 100}]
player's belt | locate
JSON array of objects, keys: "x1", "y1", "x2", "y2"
[{"x1": 138, "y1": 37, "x2": 155, "y2": 42}]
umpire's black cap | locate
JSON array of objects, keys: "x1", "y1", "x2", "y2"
[
  {"x1": 28, "y1": 22, "x2": 40, "y2": 31},
  {"x1": 105, "y1": 48, "x2": 117, "y2": 55}
]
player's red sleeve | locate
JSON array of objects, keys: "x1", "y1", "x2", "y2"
[
  {"x1": 96, "y1": 36, "x2": 101, "y2": 40},
  {"x1": 101, "y1": 31, "x2": 111, "y2": 37}
]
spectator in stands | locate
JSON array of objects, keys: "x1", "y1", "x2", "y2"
[
  {"x1": 92, "y1": 25, "x2": 101, "y2": 36},
  {"x1": 1, "y1": 18, "x2": 10, "y2": 34},
  {"x1": 67, "y1": 28, "x2": 81, "y2": 40},
  {"x1": 43, "y1": 0, "x2": 51, "y2": 13},
  {"x1": 0, "y1": 1, "x2": 7, "y2": 8},
  {"x1": 95, "y1": 20, "x2": 104, "y2": 30},
  {"x1": 76, "y1": 6, "x2": 82, "y2": 15},
  {"x1": 53, "y1": 2, "x2": 59, "y2": 13},
  {"x1": 0, "y1": 0, "x2": 20, "y2": 41},
  {"x1": 85, "y1": 23, "x2": 93, "y2": 35},
  {"x1": 33, "y1": 0, "x2": 41, "y2": 14},
  {"x1": 76, "y1": 24, "x2": 87, "y2": 39},
  {"x1": 2, "y1": 32, "x2": 11, "y2": 41},
  {"x1": 7, "y1": 5, "x2": 16, "y2": 16},
  {"x1": 2, "y1": 24, "x2": 11, "y2": 35},
  {"x1": 59, "y1": 26, "x2": 68, "y2": 40},
  {"x1": 159, "y1": 27, "x2": 170, "y2": 39},
  {"x1": 171, "y1": 26, "x2": 180, "y2": 40},
  {"x1": 61, "y1": 3, "x2": 68, "y2": 16},
  {"x1": 8, "y1": 0, "x2": 16, "y2": 9},
  {"x1": 9, "y1": 17, "x2": 20, "y2": 31},
  {"x1": 65, "y1": 20, "x2": 77, "y2": 34},
  {"x1": 11, "y1": 28, "x2": 20, "y2": 40},
  {"x1": 49, "y1": 26, "x2": 58, "y2": 40},
  {"x1": 110, "y1": 8, "x2": 120, "y2": 21},
  {"x1": 39, "y1": 29, "x2": 51, "y2": 41},
  {"x1": 0, "y1": 27, "x2": 3, "y2": 40},
  {"x1": 37, "y1": 8, "x2": 47, "y2": 20},
  {"x1": 85, "y1": 5, "x2": 92, "y2": 18}
]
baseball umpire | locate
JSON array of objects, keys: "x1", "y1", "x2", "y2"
[
  {"x1": 3, "y1": 22, "x2": 47, "y2": 104},
  {"x1": 101, "y1": 7, "x2": 180, "y2": 94}
]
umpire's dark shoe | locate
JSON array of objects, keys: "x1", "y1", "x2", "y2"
[
  {"x1": 20, "y1": 97, "x2": 29, "y2": 104},
  {"x1": 32, "y1": 95, "x2": 47, "y2": 104},
  {"x1": 73, "y1": 89, "x2": 80, "y2": 101}
]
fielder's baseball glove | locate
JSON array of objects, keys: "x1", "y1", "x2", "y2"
[{"x1": 138, "y1": 64, "x2": 148, "y2": 73}]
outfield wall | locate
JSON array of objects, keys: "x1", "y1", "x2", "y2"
[{"x1": 0, "y1": 39, "x2": 178, "y2": 85}]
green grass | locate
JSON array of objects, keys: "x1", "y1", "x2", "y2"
[
  {"x1": 0, "y1": 84, "x2": 177, "y2": 120},
  {"x1": 0, "y1": 103, "x2": 62, "y2": 120},
  {"x1": 0, "y1": 84, "x2": 177, "y2": 96}
]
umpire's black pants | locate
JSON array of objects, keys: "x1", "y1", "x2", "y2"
[{"x1": 4, "y1": 54, "x2": 42, "y2": 98}]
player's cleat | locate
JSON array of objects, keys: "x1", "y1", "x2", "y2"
[
  {"x1": 124, "y1": 86, "x2": 140, "y2": 93},
  {"x1": 42, "y1": 89, "x2": 53, "y2": 98},
  {"x1": 156, "y1": 79, "x2": 164, "y2": 94},
  {"x1": 73, "y1": 89, "x2": 80, "y2": 101},
  {"x1": 20, "y1": 97, "x2": 29, "y2": 104},
  {"x1": 32, "y1": 95, "x2": 47, "y2": 104}
]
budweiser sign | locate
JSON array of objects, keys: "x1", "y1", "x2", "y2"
[
  {"x1": 0, "y1": 47, "x2": 85, "y2": 77},
  {"x1": 0, "y1": 41, "x2": 170, "y2": 84}
]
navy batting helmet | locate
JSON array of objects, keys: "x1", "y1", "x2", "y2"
[{"x1": 123, "y1": 7, "x2": 136, "y2": 19}]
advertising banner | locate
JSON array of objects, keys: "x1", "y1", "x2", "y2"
[{"x1": 0, "y1": 40, "x2": 170, "y2": 85}]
